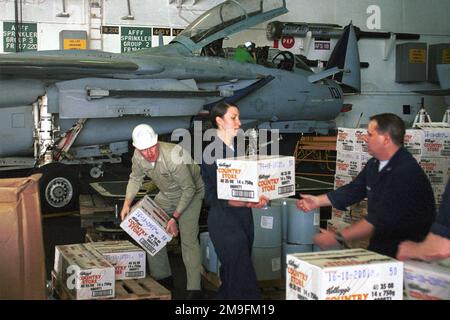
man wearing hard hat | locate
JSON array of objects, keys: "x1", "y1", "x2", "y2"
[{"x1": 121, "y1": 124, "x2": 205, "y2": 300}]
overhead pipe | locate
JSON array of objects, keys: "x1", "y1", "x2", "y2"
[
  {"x1": 56, "y1": 0, "x2": 70, "y2": 17},
  {"x1": 121, "y1": 0, "x2": 135, "y2": 20}
]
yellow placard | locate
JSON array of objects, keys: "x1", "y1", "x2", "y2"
[
  {"x1": 63, "y1": 39, "x2": 87, "y2": 50},
  {"x1": 409, "y1": 49, "x2": 426, "y2": 64},
  {"x1": 442, "y1": 49, "x2": 450, "y2": 63}
]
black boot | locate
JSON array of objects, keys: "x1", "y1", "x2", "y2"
[{"x1": 157, "y1": 276, "x2": 174, "y2": 291}]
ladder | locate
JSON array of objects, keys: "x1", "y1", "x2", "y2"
[{"x1": 88, "y1": 0, "x2": 103, "y2": 51}]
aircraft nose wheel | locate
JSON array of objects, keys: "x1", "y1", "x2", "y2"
[
  {"x1": 45, "y1": 177, "x2": 73, "y2": 208},
  {"x1": 89, "y1": 165, "x2": 104, "y2": 179},
  {"x1": 36, "y1": 163, "x2": 79, "y2": 214}
]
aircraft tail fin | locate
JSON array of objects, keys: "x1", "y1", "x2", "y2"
[{"x1": 326, "y1": 23, "x2": 361, "y2": 93}]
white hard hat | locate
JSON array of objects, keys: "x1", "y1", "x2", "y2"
[
  {"x1": 244, "y1": 41, "x2": 253, "y2": 48},
  {"x1": 132, "y1": 124, "x2": 158, "y2": 150}
]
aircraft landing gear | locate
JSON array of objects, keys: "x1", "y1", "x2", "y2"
[
  {"x1": 89, "y1": 165, "x2": 104, "y2": 179},
  {"x1": 37, "y1": 163, "x2": 79, "y2": 214}
]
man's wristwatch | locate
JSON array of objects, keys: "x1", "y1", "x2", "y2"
[{"x1": 335, "y1": 231, "x2": 346, "y2": 246}]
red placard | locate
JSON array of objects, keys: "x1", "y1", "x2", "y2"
[{"x1": 281, "y1": 36, "x2": 295, "y2": 49}]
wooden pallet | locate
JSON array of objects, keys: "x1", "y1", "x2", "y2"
[
  {"x1": 115, "y1": 277, "x2": 171, "y2": 300},
  {"x1": 79, "y1": 194, "x2": 114, "y2": 215},
  {"x1": 52, "y1": 271, "x2": 171, "y2": 300},
  {"x1": 84, "y1": 227, "x2": 129, "y2": 242},
  {"x1": 260, "y1": 286, "x2": 285, "y2": 300},
  {"x1": 200, "y1": 267, "x2": 285, "y2": 299}
]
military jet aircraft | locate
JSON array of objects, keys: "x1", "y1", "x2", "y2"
[{"x1": 0, "y1": 0, "x2": 360, "y2": 213}]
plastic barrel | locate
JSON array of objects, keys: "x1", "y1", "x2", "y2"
[
  {"x1": 282, "y1": 242, "x2": 313, "y2": 277},
  {"x1": 252, "y1": 203, "x2": 282, "y2": 248},
  {"x1": 285, "y1": 198, "x2": 320, "y2": 244},
  {"x1": 200, "y1": 232, "x2": 219, "y2": 274},
  {"x1": 271, "y1": 198, "x2": 288, "y2": 242},
  {"x1": 313, "y1": 244, "x2": 322, "y2": 252},
  {"x1": 251, "y1": 246, "x2": 282, "y2": 281}
]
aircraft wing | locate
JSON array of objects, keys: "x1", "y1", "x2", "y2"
[
  {"x1": 412, "y1": 89, "x2": 450, "y2": 96},
  {"x1": 0, "y1": 52, "x2": 140, "y2": 79}
]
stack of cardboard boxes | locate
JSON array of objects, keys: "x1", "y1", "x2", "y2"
[
  {"x1": 54, "y1": 195, "x2": 177, "y2": 300},
  {"x1": 54, "y1": 240, "x2": 146, "y2": 300},
  {"x1": 401, "y1": 128, "x2": 450, "y2": 299},
  {"x1": 328, "y1": 128, "x2": 370, "y2": 249},
  {"x1": 404, "y1": 127, "x2": 450, "y2": 207}
]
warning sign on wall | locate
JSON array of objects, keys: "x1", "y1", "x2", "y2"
[
  {"x1": 443, "y1": 49, "x2": 450, "y2": 63},
  {"x1": 3, "y1": 22, "x2": 37, "y2": 52},
  {"x1": 281, "y1": 36, "x2": 295, "y2": 49},
  {"x1": 409, "y1": 49, "x2": 426, "y2": 64},
  {"x1": 63, "y1": 39, "x2": 87, "y2": 50},
  {"x1": 121, "y1": 26, "x2": 152, "y2": 53}
]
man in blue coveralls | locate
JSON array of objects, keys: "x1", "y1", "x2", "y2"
[
  {"x1": 297, "y1": 113, "x2": 436, "y2": 258},
  {"x1": 397, "y1": 179, "x2": 450, "y2": 261}
]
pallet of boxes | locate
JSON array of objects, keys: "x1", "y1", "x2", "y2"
[
  {"x1": 402, "y1": 125, "x2": 450, "y2": 300},
  {"x1": 403, "y1": 126, "x2": 450, "y2": 208},
  {"x1": 52, "y1": 196, "x2": 173, "y2": 300},
  {"x1": 327, "y1": 128, "x2": 371, "y2": 249}
]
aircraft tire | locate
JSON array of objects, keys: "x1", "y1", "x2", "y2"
[{"x1": 37, "y1": 163, "x2": 80, "y2": 214}]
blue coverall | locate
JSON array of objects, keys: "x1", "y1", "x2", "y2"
[
  {"x1": 201, "y1": 138, "x2": 261, "y2": 299},
  {"x1": 430, "y1": 180, "x2": 450, "y2": 239},
  {"x1": 327, "y1": 146, "x2": 436, "y2": 258}
]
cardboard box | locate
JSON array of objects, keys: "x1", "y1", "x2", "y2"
[
  {"x1": 327, "y1": 219, "x2": 369, "y2": 249},
  {"x1": 331, "y1": 208, "x2": 350, "y2": 222},
  {"x1": 419, "y1": 157, "x2": 448, "y2": 185},
  {"x1": 54, "y1": 244, "x2": 115, "y2": 300},
  {"x1": 200, "y1": 232, "x2": 220, "y2": 274},
  {"x1": 404, "y1": 258, "x2": 450, "y2": 300},
  {"x1": 0, "y1": 174, "x2": 46, "y2": 300},
  {"x1": 404, "y1": 129, "x2": 425, "y2": 159},
  {"x1": 286, "y1": 249, "x2": 403, "y2": 300},
  {"x1": 85, "y1": 241, "x2": 146, "y2": 280},
  {"x1": 120, "y1": 195, "x2": 172, "y2": 256},
  {"x1": 423, "y1": 129, "x2": 450, "y2": 157},
  {"x1": 433, "y1": 183, "x2": 447, "y2": 205},
  {"x1": 360, "y1": 152, "x2": 371, "y2": 171},
  {"x1": 349, "y1": 200, "x2": 368, "y2": 219},
  {"x1": 330, "y1": 207, "x2": 368, "y2": 226},
  {"x1": 354, "y1": 129, "x2": 368, "y2": 153},
  {"x1": 333, "y1": 174, "x2": 353, "y2": 190},
  {"x1": 336, "y1": 151, "x2": 361, "y2": 177},
  {"x1": 216, "y1": 155, "x2": 295, "y2": 202},
  {"x1": 404, "y1": 128, "x2": 450, "y2": 159},
  {"x1": 336, "y1": 128, "x2": 356, "y2": 152}
]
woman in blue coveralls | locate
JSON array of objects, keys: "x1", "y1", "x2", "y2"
[{"x1": 201, "y1": 102, "x2": 268, "y2": 299}]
